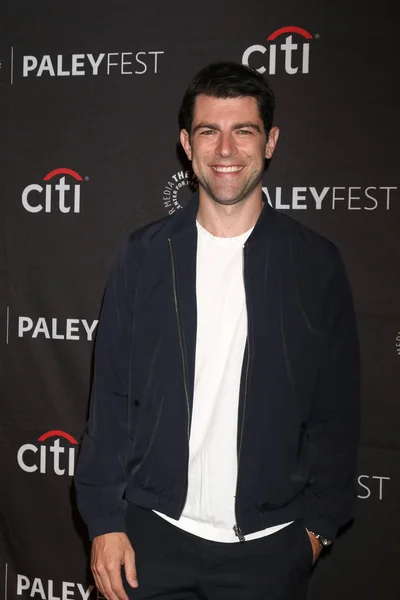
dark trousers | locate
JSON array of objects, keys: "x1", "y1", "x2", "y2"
[{"x1": 124, "y1": 503, "x2": 313, "y2": 599}]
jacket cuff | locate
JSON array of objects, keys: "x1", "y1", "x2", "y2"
[
  {"x1": 303, "y1": 516, "x2": 338, "y2": 542},
  {"x1": 88, "y1": 516, "x2": 127, "y2": 541}
]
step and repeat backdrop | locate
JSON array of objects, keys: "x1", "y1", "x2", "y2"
[{"x1": 1, "y1": 1, "x2": 399, "y2": 598}]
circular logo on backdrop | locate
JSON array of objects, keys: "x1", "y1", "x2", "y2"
[{"x1": 162, "y1": 170, "x2": 197, "y2": 215}]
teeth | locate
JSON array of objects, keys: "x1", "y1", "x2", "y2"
[{"x1": 213, "y1": 166, "x2": 243, "y2": 173}]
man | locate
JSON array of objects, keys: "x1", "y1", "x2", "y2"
[{"x1": 75, "y1": 62, "x2": 360, "y2": 600}]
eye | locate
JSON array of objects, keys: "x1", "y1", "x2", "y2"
[
  {"x1": 237, "y1": 129, "x2": 252, "y2": 135},
  {"x1": 200, "y1": 129, "x2": 216, "y2": 135}
]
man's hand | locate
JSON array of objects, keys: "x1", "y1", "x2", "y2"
[
  {"x1": 305, "y1": 529, "x2": 323, "y2": 565},
  {"x1": 91, "y1": 532, "x2": 138, "y2": 600}
]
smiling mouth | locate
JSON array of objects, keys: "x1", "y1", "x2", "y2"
[{"x1": 212, "y1": 166, "x2": 243, "y2": 173}]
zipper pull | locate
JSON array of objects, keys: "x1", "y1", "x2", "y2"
[{"x1": 233, "y1": 524, "x2": 246, "y2": 543}]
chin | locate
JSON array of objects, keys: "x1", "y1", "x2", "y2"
[{"x1": 211, "y1": 194, "x2": 245, "y2": 206}]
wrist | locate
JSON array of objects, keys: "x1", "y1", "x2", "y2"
[{"x1": 307, "y1": 529, "x2": 333, "y2": 548}]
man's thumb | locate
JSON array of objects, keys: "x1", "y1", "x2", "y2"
[{"x1": 124, "y1": 551, "x2": 138, "y2": 588}]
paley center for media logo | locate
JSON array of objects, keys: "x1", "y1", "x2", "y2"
[
  {"x1": 21, "y1": 168, "x2": 87, "y2": 214},
  {"x1": 17, "y1": 430, "x2": 78, "y2": 476},
  {"x1": 162, "y1": 170, "x2": 197, "y2": 215},
  {"x1": 242, "y1": 25, "x2": 316, "y2": 75},
  {"x1": 10, "y1": 47, "x2": 164, "y2": 82}
]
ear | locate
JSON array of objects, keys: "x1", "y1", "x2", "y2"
[
  {"x1": 180, "y1": 129, "x2": 192, "y2": 161},
  {"x1": 265, "y1": 126, "x2": 280, "y2": 159}
]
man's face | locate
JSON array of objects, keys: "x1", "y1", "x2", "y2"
[{"x1": 180, "y1": 94, "x2": 279, "y2": 206}]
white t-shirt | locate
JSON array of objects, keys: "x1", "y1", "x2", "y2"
[{"x1": 156, "y1": 221, "x2": 291, "y2": 542}]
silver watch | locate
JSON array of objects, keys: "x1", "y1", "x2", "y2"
[{"x1": 309, "y1": 531, "x2": 333, "y2": 548}]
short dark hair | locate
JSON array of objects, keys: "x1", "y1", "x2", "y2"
[{"x1": 179, "y1": 61, "x2": 275, "y2": 136}]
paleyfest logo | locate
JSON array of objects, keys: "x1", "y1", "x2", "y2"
[
  {"x1": 242, "y1": 25, "x2": 315, "y2": 75},
  {"x1": 17, "y1": 315, "x2": 98, "y2": 341},
  {"x1": 21, "y1": 168, "x2": 87, "y2": 214},
  {"x1": 357, "y1": 475, "x2": 390, "y2": 500},
  {"x1": 19, "y1": 50, "x2": 164, "y2": 78},
  {"x1": 16, "y1": 574, "x2": 102, "y2": 599},
  {"x1": 262, "y1": 185, "x2": 397, "y2": 211},
  {"x1": 17, "y1": 430, "x2": 78, "y2": 476}
]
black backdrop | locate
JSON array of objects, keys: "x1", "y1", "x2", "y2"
[{"x1": 1, "y1": 1, "x2": 399, "y2": 598}]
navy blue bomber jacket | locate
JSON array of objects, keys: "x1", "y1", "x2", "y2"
[{"x1": 75, "y1": 194, "x2": 360, "y2": 542}]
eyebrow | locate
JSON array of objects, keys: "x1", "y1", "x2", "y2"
[{"x1": 191, "y1": 122, "x2": 262, "y2": 135}]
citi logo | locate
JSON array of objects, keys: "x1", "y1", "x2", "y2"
[
  {"x1": 17, "y1": 430, "x2": 78, "y2": 476},
  {"x1": 21, "y1": 168, "x2": 86, "y2": 213},
  {"x1": 242, "y1": 26, "x2": 314, "y2": 75}
]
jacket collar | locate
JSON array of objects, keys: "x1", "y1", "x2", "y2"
[{"x1": 170, "y1": 191, "x2": 277, "y2": 244}]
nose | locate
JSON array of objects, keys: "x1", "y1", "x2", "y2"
[{"x1": 216, "y1": 132, "x2": 237, "y2": 158}]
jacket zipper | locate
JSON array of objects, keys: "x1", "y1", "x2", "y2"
[
  {"x1": 234, "y1": 243, "x2": 250, "y2": 543},
  {"x1": 168, "y1": 238, "x2": 190, "y2": 512}
]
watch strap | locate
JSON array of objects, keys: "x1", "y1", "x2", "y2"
[{"x1": 308, "y1": 530, "x2": 333, "y2": 548}]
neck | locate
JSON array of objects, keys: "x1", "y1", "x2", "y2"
[{"x1": 197, "y1": 189, "x2": 263, "y2": 238}]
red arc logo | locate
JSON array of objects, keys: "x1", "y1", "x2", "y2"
[
  {"x1": 267, "y1": 26, "x2": 313, "y2": 40},
  {"x1": 38, "y1": 430, "x2": 78, "y2": 444},
  {"x1": 43, "y1": 168, "x2": 83, "y2": 181}
]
